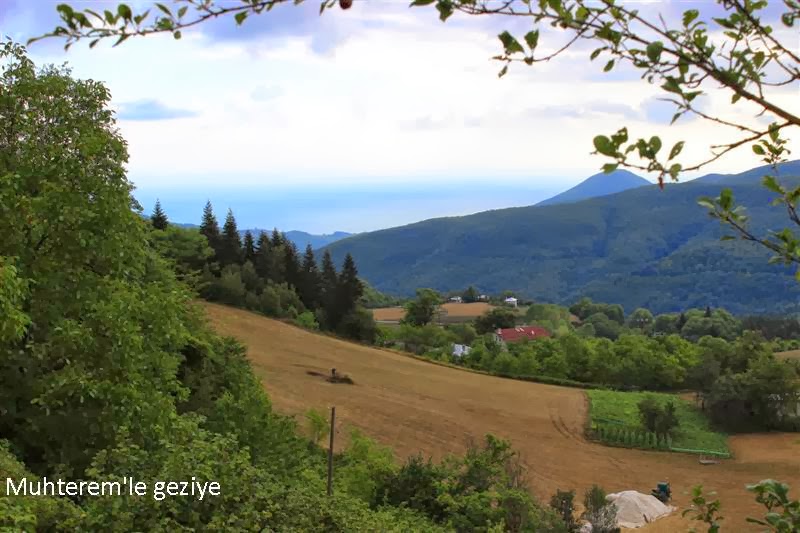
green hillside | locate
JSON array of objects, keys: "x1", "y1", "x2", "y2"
[{"x1": 326, "y1": 162, "x2": 800, "y2": 314}]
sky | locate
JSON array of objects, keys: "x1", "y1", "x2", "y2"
[{"x1": 2, "y1": 0, "x2": 797, "y2": 233}]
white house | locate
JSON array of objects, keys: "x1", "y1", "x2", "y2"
[
  {"x1": 449, "y1": 296, "x2": 463, "y2": 303},
  {"x1": 504, "y1": 296, "x2": 518, "y2": 307},
  {"x1": 452, "y1": 344, "x2": 471, "y2": 358}
]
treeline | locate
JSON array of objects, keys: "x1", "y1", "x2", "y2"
[
  {"x1": 150, "y1": 201, "x2": 377, "y2": 343},
  {"x1": 381, "y1": 292, "x2": 800, "y2": 433}
]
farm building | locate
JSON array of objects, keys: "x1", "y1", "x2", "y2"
[
  {"x1": 452, "y1": 344, "x2": 471, "y2": 358},
  {"x1": 503, "y1": 296, "x2": 518, "y2": 307},
  {"x1": 449, "y1": 296, "x2": 463, "y2": 303},
  {"x1": 494, "y1": 326, "x2": 551, "y2": 345}
]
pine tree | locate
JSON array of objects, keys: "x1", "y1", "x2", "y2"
[
  {"x1": 335, "y1": 253, "x2": 364, "y2": 322},
  {"x1": 150, "y1": 199, "x2": 168, "y2": 230},
  {"x1": 319, "y1": 250, "x2": 339, "y2": 328},
  {"x1": 254, "y1": 231, "x2": 272, "y2": 281},
  {"x1": 243, "y1": 230, "x2": 256, "y2": 264},
  {"x1": 283, "y1": 240, "x2": 300, "y2": 289},
  {"x1": 220, "y1": 208, "x2": 242, "y2": 267},
  {"x1": 298, "y1": 245, "x2": 322, "y2": 310},
  {"x1": 199, "y1": 200, "x2": 222, "y2": 261},
  {"x1": 270, "y1": 228, "x2": 283, "y2": 248}
]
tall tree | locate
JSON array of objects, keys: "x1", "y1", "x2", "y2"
[
  {"x1": 283, "y1": 240, "x2": 300, "y2": 289},
  {"x1": 199, "y1": 200, "x2": 221, "y2": 260},
  {"x1": 319, "y1": 250, "x2": 339, "y2": 327},
  {"x1": 334, "y1": 253, "x2": 364, "y2": 325},
  {"x1": 298, "y1": 245, "x2": 321, "y2": 310},
  {"x1": 220, "y1": 208, "x2": 242, "y2": 267},
  {"x1": 150, "y1": 199, "x2": 168, "y2": 230},
  {"x1": 254, "y1": 231, "x2": 272, "y2": 281},
  {"x1": 242, "y1": 230, "x2": 256, "y2": 264},
  {"x1": 270, "y1": 228, "x2": 284, "y2": 248}
]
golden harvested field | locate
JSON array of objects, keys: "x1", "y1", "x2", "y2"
[
  {"x1": 777, "y1": 349, "x2": 800, "y2": 360},
  {"x1": 203, "y1": 302, "x2": 800, "y2": 532},
  {"x1": 373, "y1": 302, "x2": 495, "y2": 322}
]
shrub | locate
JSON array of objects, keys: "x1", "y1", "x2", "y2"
[
  {"x1": 638, "y1": 396, "x2": 680, "y2": 436},
  {"x1": 295, "y1": 310, "x2": 320, "y2": 330}
]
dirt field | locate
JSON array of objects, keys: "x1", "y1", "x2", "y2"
[
  {"x1": 777, "y1": 349, "x2": 800, "y2": 361},
  {"x1": 373, "y1": 302, "x2": 495, "y2": 322},
  {"x1": 203, "y1": 303, "x2": 799, "y2": 532}
]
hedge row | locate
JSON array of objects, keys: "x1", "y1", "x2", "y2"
[{"x1": 593, "y1": 424, "x2": 673, "y2": 450}]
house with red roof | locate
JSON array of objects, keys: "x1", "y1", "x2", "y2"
[{"x1": 494, "y1": 326, "x2": 551, "y2": 345}]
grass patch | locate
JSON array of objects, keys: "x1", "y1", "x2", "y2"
[{"x1": 587, "y1": 389, "x2": 729, "y2": 455}]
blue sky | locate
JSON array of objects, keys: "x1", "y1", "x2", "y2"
[{"x1": 2, "y1": 1, "x2": 797, "y2": 232}]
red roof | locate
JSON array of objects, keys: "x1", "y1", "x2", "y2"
[{"x1": 495, "y1": 326, "x2": 551, "y2": 342}]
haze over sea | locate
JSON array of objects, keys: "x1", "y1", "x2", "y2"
[{"x1": 134, "y1": 181, "x2": 564, "y2": 234}]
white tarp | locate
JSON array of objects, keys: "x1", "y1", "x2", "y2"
[{"x1": 606, "y1": 490, "x2": 675, "y2": 528}]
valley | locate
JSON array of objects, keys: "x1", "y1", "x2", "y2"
[{"x1": 203, "y1": 302, "x2": 800, "y2": 532}]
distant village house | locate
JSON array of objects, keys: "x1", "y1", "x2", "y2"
[
  {"x1": 452, "y1": 344, "x2": 471, "y2": 358},
  {"x1": 494, "y1": 326, "x2": 551, "y2": 346},
  {"x1": 503, "y1": 296, "x2": 518, "y2": 307},
  {"x1": 449, "y1": 296, "x2": 463, "y2": 303}
]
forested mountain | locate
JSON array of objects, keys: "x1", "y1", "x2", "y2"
[
  {"x1": 537, "y1": 169, "x2": 651, "y2": 206},
  {"x1": 325, "y1": 161, "x2": 800, "y2": 314}
]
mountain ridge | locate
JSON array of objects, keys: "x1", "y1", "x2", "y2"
[
  {"x1": 324, "y1": 161, "x2": 800, "y2": 314},
  {"x1": 536, "y1": 169, "x2": 651, "y2": 206}
]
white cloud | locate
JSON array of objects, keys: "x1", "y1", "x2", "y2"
[{"x1": 18, "y1": 2, "x2": 798, "y2": 190}]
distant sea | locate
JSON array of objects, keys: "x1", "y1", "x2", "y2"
[{"x1": 133, "y1": 181, "x2": 562, "y2": 234}]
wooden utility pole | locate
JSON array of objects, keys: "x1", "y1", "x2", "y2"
[{"x1": 327, "y1": 406, "x2": 336, "y2": 497}]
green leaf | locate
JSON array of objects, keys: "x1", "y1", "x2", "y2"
[
  {"x1": 719, "y1": 188, "x2": 734, "y2": 211},
  {"x1": 155, "y1": 3, "x2": 172, "y2": 17},
  {"x1": 524, "y1": 30, "x2": 539, "y2": 51},
  {"x1": 682, "y1": 9, "x2": 699, "y2": 26},
  {"x1": 646, "y1": 41, "x2": 664, "y2": 63},
  {"x1": 752, "y1": 144, "x2": 766, "y2": 156},
  {"x1": 117, "y1": 4, "x2": 133, "y2": 21},
  {"x1": 697, "y1": 198, "x2": 716, "y2": 210},
  {"x1": 668, "y1": 141, "x2": 684, "y2": 160},
  {"x1": 603, "y1": 59, "x2": 615, "y2": 72},
  {"x1": 410, "y1": 0, "x2": 437, "y2": 5},
  {"x1": 178, "y1": 6, "x2": 188, "y2": 18},
  {"x1": 436, "y1": 0, "x2": 454, "y2": 22},
  {"x1": 649, "y1": 136, "x2": 662, "y2": 154},
  {"x1": 589, "y1": 47, "x2": 604, "y2": 60},
  {"x1": 173, "y1": 30, "x2": 182, "y2": 40},
  {"x1": 602, "y1": 163, "x2": 618, "y2": 173},
  {"x1": 235, "y1": 12, "x2": 248, "y2": 25},
  {"x1": 498, "y1": 31, "x2": 524, "y2": 55},
  {"x1": 593, "y1": 135, "x2": 615, "y2": 157},
  {"x1": 762, "y1": 175, "x2": 784, "y2": 194},
  {"x1": 498, "y1": 64, "x2": 508, "y2": 78}
]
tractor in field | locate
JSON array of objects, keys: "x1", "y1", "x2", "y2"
[{"x1": 651, "y1": 481, "x2": 671, "y2": 503}]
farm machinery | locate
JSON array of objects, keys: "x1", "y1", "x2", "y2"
[{"x1": 651, "y1": 481, "x2": 671, "y2": 503}]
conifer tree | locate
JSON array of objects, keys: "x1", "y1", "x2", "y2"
[
  {"x1": 270, "y1": 228, "x2": 283, "y2": 248},
  {"x1": 220, "y1": 208, "x2": 242, "y2": 267},
  {"x1": 150, "y1": 199, "x2": 168, "y2": 230},
  {"x1": 243, "y1": 230, "x2": 256, "y2": 264},
  {"x1": 299, "y1": 244, "x2": 322, "y2": 310},
  {"x1": 283, "y1": 240, "x2": 300, "y2": 289},
  {"x1": 254, "y1": 231, "x2": 272, "y2": 281},
  {"x1": 334, "y1": 253, "x2": 363, "y2": 325},
  {"x1": 319, "y1": 250, "x2": 339, "y2": 328},
  {"x1": 199, "y1": 200, "x2": 222, "y2": 261}
]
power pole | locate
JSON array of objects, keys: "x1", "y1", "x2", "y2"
[{"x1": 327, "y1": 406, "x2": 336, "y2": 497}]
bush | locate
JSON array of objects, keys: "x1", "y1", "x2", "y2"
[
  {"x1": 295, "y1": 310, "x2": 320, "y2": 330},
  {"x1": 638, "y1": 396, "x2": 680, "y2": 436}
]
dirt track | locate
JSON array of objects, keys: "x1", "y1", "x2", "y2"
[{"x1": 203, "y1": 303, "x2": 800, "y2": 531}]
